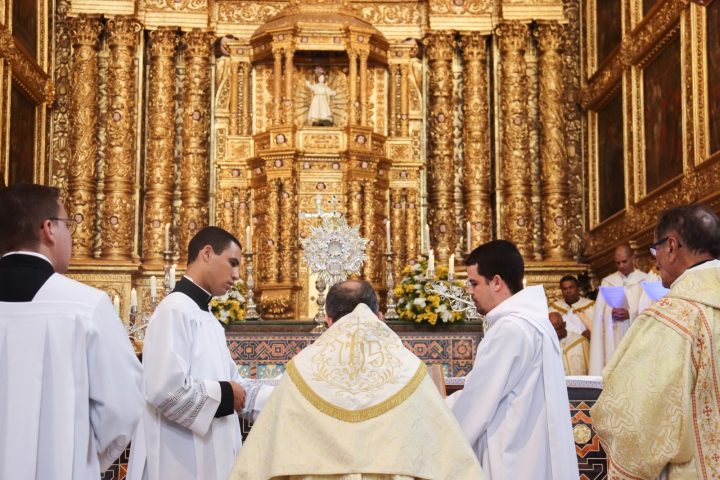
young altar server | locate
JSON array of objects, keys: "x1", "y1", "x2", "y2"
[
  {"x1": 229, "y1": 280, "x2": 484, "y2": 480},
  {"x1": 448, "y1": 240, "x2": 579, "y2": 479},
  {"x1": 127, "y1": 226, "x2": 271, "y2": 480},
  {"x1": 0, "y1": 183, "x2": 144, "y2": 479}
]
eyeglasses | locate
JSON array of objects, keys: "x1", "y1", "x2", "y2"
[
  {"x1": 649, "y1": 237, "x2": 673, "y2": 257},
  {"x1": 49, "y1": 217, "x2": 77, "y2": 234}
]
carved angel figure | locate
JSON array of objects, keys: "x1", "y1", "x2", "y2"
[{"x1": 306, "y1": 67, "x2": 336, "y2": 126}]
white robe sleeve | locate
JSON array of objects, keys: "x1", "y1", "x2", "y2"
[
  {"x1": 451, "y1": 318, "x2": 535, "y2": 446},
  {"x1": 226, "y1": 353, "x2": 274, "y2": 422},
  {"x1": 143, "y1": 306, "x2": 222, "y2": 437},
  {"x1": 87, "y1": 297, "x2": 144, "y2": 470}
]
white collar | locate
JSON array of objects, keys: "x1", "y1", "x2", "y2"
[{"x1": 182, "y1": 274, "x2": 212, "y2": 297}]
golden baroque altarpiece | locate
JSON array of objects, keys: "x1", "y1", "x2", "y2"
[{"x1": 2, "y1": 0, "x2": 717, "y2": 319}]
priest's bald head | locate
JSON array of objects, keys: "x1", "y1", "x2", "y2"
[
  {"x1": 0, "y1": 183, "x2": 73, "y2": 273},
  {"x1": 465, "y1": 240, "x2": 524, "y2": 315},
  {"x1": 613, "y1": 242, "x2": 636, "y2": 277},
  {"x1": 185, "y1": 226, "x2": 242, "y2": 296},
  {"x1": 325, "y1": 279, "x2": 379, "y2": 326}
]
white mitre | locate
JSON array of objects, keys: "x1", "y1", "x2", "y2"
[{"x1": 289, "y1": 303, "x2": 424, "y2": 419}]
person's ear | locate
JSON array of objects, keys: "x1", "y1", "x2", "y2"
[
  {"x1": 201, "y1": 245, "x2": 214, "y2": 262},
  {"x1": 39, "y1": 219, "x2": 55, "y2": 246}
]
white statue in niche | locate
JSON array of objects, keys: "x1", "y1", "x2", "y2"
[{"x1": 306, "y1": 67, "x2": 336, "y2": 126}]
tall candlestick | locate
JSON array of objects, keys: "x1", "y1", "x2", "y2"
[
  {"x1": 164, "y1": 223, "x2": 170, "y2": 252},
  {"x1": 424, "y1": 223, "x2": 430, "y2": 254},
  {"x1": 428, "y1": 249, "x2": 435, "y2": 274},
  {"x1": 113, "y1": 295, "x2": 120, "y2": 315},
  {"x1": 448, "y1": 253, "x2": 455, "y2": 276},
  {"x1": 169, "y1": 265, "x2": 176, "y2": 290},
  {"x1": 130, "y1": 288, "x2": 138, "y2": 308},
  {"x1": 466, "y1": 221, "x2": 472, "y2": 253},
  {"x1": 245, "y1": 225, "x2": 252, "y2": 253},
  {"x1": 150, "y1": 276, "x2": 157, "y2": 299},
  {"x1": 385, "y1": 219, "x2": 392, "y2": 253}
]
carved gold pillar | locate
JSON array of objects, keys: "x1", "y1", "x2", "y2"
[
  {"x1": 390, "y1": 188, "x2": 404, "y2": 276},
  {"x1": 237, "y1": 190, "x2": 250, "y2": 245},
  {"x1": 67, "y1": 15, "x2": 101, "y2": 259},
  {"x1": 535, "y1": 22, "x2": 570, "y2": 260},
  {"x1": 362, "y1": 181, "x2": 377, "y2": 282},
  {"x1": 347, "y1": 180, "x2": 363, "y2": 227},
  {"x1": 400, "y1": 63, "x2": 409, "y2": 136},
  {"x1": 102, "y1": 17, "x2": 141, "y2": 261},
  {"x1": 241, "y1": 62, "x2": 252, "y2": 135},
  {"x1": 348, "y1": 50, "x2": 357, "y2": 125},
  {"x1": 279, "y1": 178, "x2": 297, "y2": 283},
  {"x1": 404, "y1": 189, "x2": 419, "y2": 261},
  {"x1": 496, "y1": 22, "x2": 533, "y2": 256},
  {"x1": 229, "y1": 61, "x2": 239, "y2": 135},
  {"x1": 284, "y1": 49, "x2": 294, "y2": 125},
  {"x1": 143, "y1": 27, "x2": 177, "y2": 264},
  {"x1": 424, "y1": 32, "x2": 456, "y2": 262},
  {"x1": 268, "y1": 179, "x2": 281, "y2": 283},
  {"x1": 359, "y1": 51, "x2": 369, "y2": 126},
  {"x1": 388, "y1": 64, "x2": 398, "y2": 136},
  {"x1": 461, "y1": 32, "x2": 492, "y2": 248},
  {"x1": 178, "y1": 29, "x2": 213, "y2": 262},
  {"x1": 273, "y1": 48, "x2": 282, "y2": 125}
]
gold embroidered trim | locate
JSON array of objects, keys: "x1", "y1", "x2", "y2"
[
  {"x1": 287, "y1": 359, "x2": 427, "y2": 423},
  {"x1": 549, "y1": 302, "x2": 568, "y2": 314},
  {"x1": 572, "y1": 301, "x2": 595, "y2": 314}
]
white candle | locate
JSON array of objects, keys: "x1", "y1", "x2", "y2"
[
  {"x1": 169, "y1": 265, "x2": 176, "y2": 290},
  {"x1": 164, "y1": 223, "x2": 171, "y2": 252},
  {"x1": 385, "y1": 219, "x2": 392, "y2": 253},
  {"x1": 150, "y1": 276, "x2": 157, "y2": 299},
  {"x1": 130, "y1": 288, "x2": 138, "y2": 308},
  {"x1": 424, "y1": 223, "x2": 430, "y2": 254},
  {"x1": 466, "y1": 221, "x2": 472, "y2": 253},
  {"x1": 449, "y1": 253, "x2": 455, "y2": 276},
  {"x1": 245, "y1": 225, "x2": 252, "y2": 253},
  {"x1": 428, "y1": 249, "x2": 435, "y2": 273},
  {"x1": 523, "y1": 277, "x2": 527, "y2": 288},
  {"x1": 113, "y1": 295, "x2": 120, "y2": 315}
]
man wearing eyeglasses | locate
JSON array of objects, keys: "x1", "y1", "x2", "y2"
[
  {"x1": 588, "y1": 243, "x2": 651, "y2": 375},
  {"x1": 0, "y1": 183, "x2": 144, "y2": 479},
  {"x1": 591, "y1": 203, "x2": 720, "y2": 479}
]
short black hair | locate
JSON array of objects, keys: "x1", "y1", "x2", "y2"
[
  {"x1": 655, "y1": 204, "x2": 720, "y2": 257},
  {"x1": 465, "y1": 240, "x2": 524, "y2": 294},
  {"x1": 187, "y1": 226, "x2": 241, "y2": 264},
  {"x1": 0, "y1": 183, "x2": 62, "y2": 254},
  {"x1": 560, "y1": 275, "x2": 579, "y2": 286},
  {"x1": 325, "y1": 279, "x2": 379, "y2": 321}
]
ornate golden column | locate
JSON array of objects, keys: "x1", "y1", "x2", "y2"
[
  {"x1": 102, "y1": 17, "x2": 141, "y2": 261},
  {"x1": 388, "y1": 64, "x2": 398, "y2": 136},
  {"x1": 404, "y1": 189, "x2": 420, "y2": 262},
  {"x1": 268, "y1": 179, "x2": 281, "y2": 283},
  {"x1": 67, "y1": 15, "x2": 101, "y2": 259},
  {"x1": 178, "y1": 29, "x2": 213, "y2": 262},
  {"x1": 143, "y1": 27, "x2": 177, "y2": 265},
  {"x1": 347, "y1": 180, "x2": 363, "y2": 227},
  {"x1": 496, "y1": 21, "x2": 533, "y2": 256},
  {"x1": 390, "y1": 188, "x2": 404, "y2": 276},
  {"x1": 535, "y1": 22, "x2": 570, "y2": 260},
  {"x1": 348, "y1": 50, "x2": 358, "y2": 125},
  {"x1": 279, "y1": 178, "x2": 297, "y2": 283},
  {"x1": 241, "y1": 62, "x2": 252, "y2": 135},
  {"x1": 362, "y1": 181, "x2": 377, "y2": 282},
  {"x1": 273, "y1": 48, "x2": 282, "y2": 125},
  {"x1": 228, "y1": 61, "x2": 239, "y2": 136},
  {"x1": 359, "y1": 51, "x2": 369, "y2": 126},
  {"x1": 284, "y1": 48, "x2": 294, "y2": 125},
  {"x1": 424, "y1": 32, "x2": 456, "y2": 261},
  {"x1": 400, "y1": 63, "x2": 409, "y2": 137},
  {"x1": 461, "y1": 32, "x2": 492, "y2": 248}
]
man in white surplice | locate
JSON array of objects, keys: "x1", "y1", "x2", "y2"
[
  {"x1": 127, "y1": 226, "x2": 271, "y2": 480},
  {"x1": 588, "y1": 243, "x2": 650, "y2": 375},
  {"x1": 448, "y1": 240, "x2": 578, "y2": 479},
  {"x1": 0, "y1": 183, "x2": 144, "y2": 479},
  {"x1": 229, "y1": 280, "x2": 484, "y2": 480}
]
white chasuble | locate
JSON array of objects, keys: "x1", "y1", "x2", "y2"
[
  {"x1": 0, "y1": 274, "x2": 144, "y2": 479},
  {"x1": 589, "y1": 269, "x2": 649, "y2": 375},
  {"x1": 560, "y1": 332, "x2": 590, "y2": 376},
  {"x1": 127, "y1": 290, "x2": 266, "y2": 480},
  {"x1": 449, "y1": 286, "x2": 579, "y2": 480},
  {"x1": 229, "y1": 304, "x2": 484, "y2": 480},
  {"x1": 592, "y1": 261, "x2": 720, "y2": 479},
  {"x1": 549, "y1": 296, "x2": 595, "y2": 335}
]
